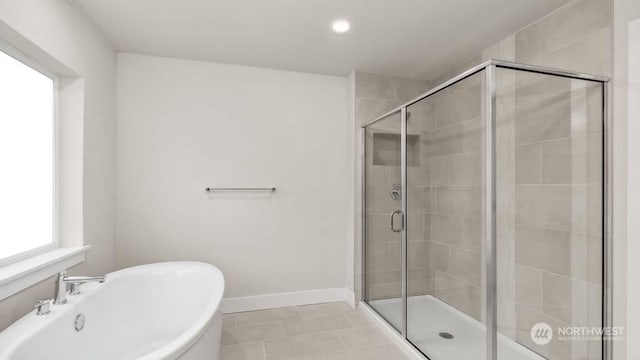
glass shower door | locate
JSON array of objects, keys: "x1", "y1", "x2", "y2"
[
  {"x1": 405, "y1": 70, "x2": 486, "y2": 360},
  {"x1": 363, "y1": 110, "x2": 404, "y2": 332},
  {"x1": 361, "y1": 61, "x2": 607, "y2": 360}
]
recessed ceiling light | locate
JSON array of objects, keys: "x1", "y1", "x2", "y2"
[{"x1": 331, "y1": 19, "x2": 351, "y2": 35}]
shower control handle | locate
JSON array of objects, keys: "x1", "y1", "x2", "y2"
[{"x1": 390, "y1": 210, "x2": 404, "y2": 233}]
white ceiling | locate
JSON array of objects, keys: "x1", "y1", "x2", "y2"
[{"x1": 73, "y1": 0, "x2": 570, "y2": 80}]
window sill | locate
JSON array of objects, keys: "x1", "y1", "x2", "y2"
[{"x1": 0, "y1": 246, "x2": 90, "y2": 301}]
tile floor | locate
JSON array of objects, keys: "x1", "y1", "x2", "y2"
[{"x1": 220, "y1": 301, "x2": 411, "y2": 360}]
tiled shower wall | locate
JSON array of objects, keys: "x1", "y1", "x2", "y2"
[
  {"x1": 356, "y1": 73, "x2": 430, "y2": 301},
  {"x1": 479, "y1": 0, "x2": 609, "y2": 358},
  {"x1": 504, "y1": 72, "x2": 604, "y2": 360},
  {"x1": 359, "y1": 72, "x2": 486, "y2": 321},
  {"x1": 406, "y1": 72, "x2": 485, "y2": 321},
  {"x1": 355, "y1": 0, "x2": 610, "y2": 359}
]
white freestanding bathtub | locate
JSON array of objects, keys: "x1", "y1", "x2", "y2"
[{"x1": 0, "y1": 262, "x2": 225, "y2": 360}]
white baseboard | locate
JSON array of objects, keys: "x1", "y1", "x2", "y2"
[
  {"x1": 344, "y1": 289, "x2": 356, "y2": 307},
  {"x1": 221, "y1": 288, "x2": 354, "y2": 314}
]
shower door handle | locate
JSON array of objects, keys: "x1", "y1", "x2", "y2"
[{"x1": 390, "y1": 210, "x2": 404, "y2": 233}]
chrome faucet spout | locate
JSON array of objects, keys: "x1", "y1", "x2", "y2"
[
  {"x1": 64, "y1": 274, "x2": 106, "y2": 295},
  {"x1": 53, "y1": 270, "x2": 107, "y2": 303},
  {"x1": 64, "y1": 275, "x2": 106, "y2": 284}
]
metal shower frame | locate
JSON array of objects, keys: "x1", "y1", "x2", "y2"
[{"x1": 359, "y1": 59, "x2": 611, "y2": 360}]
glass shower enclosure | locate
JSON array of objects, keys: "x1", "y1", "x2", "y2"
[{"x1": 361, "y1": 60, "x2": 609, "y2": 360}]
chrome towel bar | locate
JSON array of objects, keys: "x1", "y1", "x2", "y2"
[{"x1": 205, "y1": 187, "x2": 276, "y2": 192}]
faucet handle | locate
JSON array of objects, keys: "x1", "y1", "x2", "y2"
[
  {"x1": 69, "y1": 282, "x2": 81, "y2": 295},
  {"x1": 34, "y1": 299, "x2": 52, "y2": 315}
]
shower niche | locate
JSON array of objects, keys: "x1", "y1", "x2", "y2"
[
  {"x1": 371, "y1": 132, "x2": 420, "y2": 167},
  {"x1": 361, "y1": 60, "x2": 608, "y2": 360}
]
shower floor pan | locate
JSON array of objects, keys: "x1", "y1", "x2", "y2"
[{"x1": 368, "y1": 295, "x2": 545, "y2": 360}]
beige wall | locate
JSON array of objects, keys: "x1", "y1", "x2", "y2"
[
  {"x1": 116, "y1": 53, "x2": 350, "y2": 299},
  {"x1": 0, "y1": 0, "x2": 116, "y2": 330}
]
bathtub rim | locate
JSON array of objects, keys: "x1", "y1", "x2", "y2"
[{"x1": 0, "y1": 261, "x2": 225, "y2": 360}]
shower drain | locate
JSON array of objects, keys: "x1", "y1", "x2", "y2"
[{"x1": 438, "y1": 332, "x2": 454, "y2": 339}]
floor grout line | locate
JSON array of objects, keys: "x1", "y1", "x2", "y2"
[
  {"x1": 334, "y1": 329, "x2": 348, "y2": 351},
  {"x1": 343, "y1": 313, "x2": 356, "y2": 328},
  {"x1": 221, "y1": 304, "x2": 408, "y2": 360}
]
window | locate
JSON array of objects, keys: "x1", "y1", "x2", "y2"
[{"x1": 0, "y1": 47, "x2": 56, "y2": 264}]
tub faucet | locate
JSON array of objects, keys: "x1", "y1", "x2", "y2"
[
  {"x1": 34, "y1": 299, "x2": 52, "y2": 315},
  {"x1": 53, "y1": 271, "x2": 106, "y2": 304}
]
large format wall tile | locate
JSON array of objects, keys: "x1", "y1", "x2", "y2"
[
  {"x1": 406, "y1": 212, "x2": 426, "y2": 241},
  {"x1": 427, "y1": 156, "x2": 451, "y2": 185},
  {"x1": 515, "y1": 0, "x2": 610, "y2": 63},
  {"x1": 541, "y1": 133, "x2": 602, "y2": 184},
  {"x1": 493, "y1": 4, "x2": 609, "y2": 354},
  {"x1": 407, "y1": 185, "x2": 431, "y2": 213},
  {"x1": 515, "y1": 225, "x2": 573, "y2": 275},
  {"x1": 434, "y1": 271, "x2": 482, "y2": 321},
  {"x1": 433, "y1": 80, "x2": 482, "y2": 128},
  {"x1": 428, "y1": 241, "x2": 450, "y2": 272},
  {"x1": 515, "y1": 143, "x2": 542, "y2": 184},
  {"x1": 449, "y1": 247, "x2": 482, "y2": 286},
  {"x1": 428, "y1": 123, "x2": 464, "y2": 157},
  {"x1": 515, "y1": 72, "x2": 572, "y2": 97},
  {"x1": 407, "y1": 240, "x2": 430, "y2": 269},
  {"x1": 515, "y1": 225, "x2": 601, "y2": 285},
  {"x1": 429, "y1": 214, "x2": 464, "y2": 246},
  {"x1": 365, "y1": 185, "x2": 401, "y2": 214},
  {"x1": 400, "y1": 68, "x2": 485, "y2": 318},
  {"x1": 451, "y1": 151, "x2": 482, "y2": 186},
  {"x1": 515, "y1": 184, "x2": 602, "y2": 233},
  {"x1": 526, "y1": 27, "x2": 612, "y2": 77},
  {"x1": 436, "y1": 186, "x2": 481, "y2": 219},
  {"x1": 541, "y1": 272, "x2": 588, "y2": 324},
  {"x1": 515, "y1": 304, "x2": 570, "y2": 359},
  {"x1": 355, "y1": 73, "x2": 399, "y2": 100},
  {"x1": 356, "y1": 98, "x2": 402, "y2": 125},
  {"x1": 461, "y1": 218, "x2": 482, "y2": 253},
  {"x1": 462, "y1": 117, "x2": 483, "y2": 153},
  {"x1": 515, "y1": 264, "x2": 543, "y2": 310},
  {"x1": 515, "y1": 91, "x2": 572, "y2": 144},
  {"x1": 365, "y1": 214, "x2": 401, "y2": 243}
]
